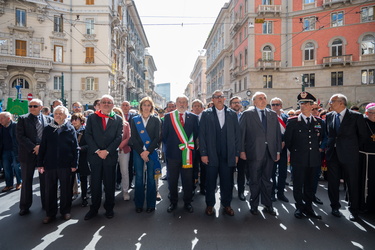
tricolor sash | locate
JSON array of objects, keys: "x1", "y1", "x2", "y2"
[
  {"x1": 133, "y1": 115, "x2": 161, "y2": 179},
  {"x1": 277, "y1": 116, "x2": 286, "y2": 134},
  {"x1": 170, "y1": 111, "x2": 194, "y2": 168}
]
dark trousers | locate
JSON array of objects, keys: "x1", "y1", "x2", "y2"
[
  {"x1": 205, "y1": 160, "x2": 234, "y2": 207},
  {"x1": 19, "y1": 160, "x2": 46, "y2": 210},
  {"x1": 327, "y1": 149, "x2": 359, "y2": 214},
  {"x1": 272, "y1": 147, "x2": 287, "y2": 197},
  {"x1": 292, "y1": 165, "x2": 316, "y2": 211},
  {"x1": 167, "y1": 158, "x2": 193, "y2": 204},
  {"x1": 236, "y1": 158, "x2": 246, "y2": 194},
  {"x1": 90, "y1": 156, "x2": 117, "y2": 213},
  {"x1": 248, "y1": 151, "x2": 274, "y2": 208},
  {"x1": 80, "y1": 175, "x2": 88, "y2": 199},
  {"x1": 45, "y1": 168, "x2": 72, "y2": 217}
]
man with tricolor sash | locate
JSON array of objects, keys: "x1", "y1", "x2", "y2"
[{"x1": 163, "y1": 95, "x2": 199, "y2": 213}]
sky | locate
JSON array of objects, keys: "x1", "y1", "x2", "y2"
[{"x1": 135, "y1": 0, "x2": 229, "y2": 100}]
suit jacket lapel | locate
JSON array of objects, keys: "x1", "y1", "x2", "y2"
[{"x1": 252, "y1": 108, "x2": 263, "y2": 130}]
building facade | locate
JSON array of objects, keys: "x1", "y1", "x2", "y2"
[
  {"x1": 189, "y1": 55, "x2": 207, "y2": 105},
  {"x1": 0, "y1": 0, "x2": 159, "y2": 110},
  {"x1": 155, "y1": 82, "x2": 171, "y2": 102}
]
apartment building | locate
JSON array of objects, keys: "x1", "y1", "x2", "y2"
[
  {"x1": 189, "y1": 55, "x2": 207, "y2": 105},
  {"x1": 0, "y1": 0, "x2": 157, "y2": 110}
]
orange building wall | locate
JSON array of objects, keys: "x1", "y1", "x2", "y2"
[{"x1": 254, "y1": 18, "x2": 282, "y2": 61}]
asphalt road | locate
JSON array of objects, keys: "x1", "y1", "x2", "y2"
[{"x1": 0, "y1": 166, "x2": 374, "y2": 250}]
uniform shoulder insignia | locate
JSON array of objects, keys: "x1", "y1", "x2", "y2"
[{"x1": 288, "y1": 116, "x2": 297, "y2": 120}]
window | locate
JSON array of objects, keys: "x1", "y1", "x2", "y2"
[
  {"x1": 16, "y1": 40, "x2": 27, "y2": 56},
  {"x1": 332, "y1": 11, "x2": 343, "y2": 27},
  {"x1": 86, "y1": 18, "x2": 94, "y2": 34},
  {"x1": 82, "y1": 77, "x2": 98, "y2": 90},
  {"x1": 54, "y1": 15, "x2": 63, "y2": 32},
  {"x1": 361, "y1": 69, "x2": 374, "y2": 85},
  {"x1": 262, "y1": 0, "x2": 272, "y2": 4},
  {"x1": 244, "y1": 77, "x2": 247, "y2": 90},
  {"x1": 362, "y1": 35, "x2": 375, "y2": 55},
  {"x1": 16, "y1": 9, "x2": 26, "y2": 27},
  {"x1": 361, "y1": 6, "x2": 374, "y2": 22},
  {"x1": 331, "y1": 72, "x2": 343, "y2": 86},
  {"x1": 85, "y1": 47, "x2": 94, "y2": 63},
  {"x1": 54, "y1": 45, "x2": 63, "y2": 62},
  {"x1": 54, "y1": 76, "x2": 62, "y2": 90},
  {"x1": 304, "y1": 17, "x2": 316, "y2": 31},
  {"x1": 234, "y1": 82, "x2": 237, "y2": 93},
  {"x1": 304, "y1": 0, "x2": 314, "y2": 3},
  {"x1": 239, "y1": 80, "x2": 242, "y2": 91},
  {"x1": 86, "y1": 77, "x2": 94, "y2": 90},
  {"x1": 54, "y1": 0, "x2": 63, "y2": 2},
  {"x1": 263, "y1": 75, "x2": 273, "y2": 88},
  {"x1": 262, "y1": 21, "x2": 272, "y2": 34},
  {"x1": 332, "y1": 39, "x2": 342, "y2": 56},
  {"x1": 86, "y1": 0, "x2": 94, "y2": 5},
  {"x1": 244, "y1": 49, "x2": 248, "y2": 65},
  {"x1": 239, "y1": 53, "x2": 242, "y2": 68},
  {"x1": 304, "y1": 42, "x2": 314, "y2": 60},
  {"x1": 262, "y1": 45, "x2": 273, "y2": 60},
  {"x1": 302, "y1": 73, "x2": 315, "y2": 87},
  {"x1": 11, "y1": 78, "x2": 29, "y2": 89}
]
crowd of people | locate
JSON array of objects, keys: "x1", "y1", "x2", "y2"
[{"x1": 0, "y1": 90, "x2": 374, "y2": 224}]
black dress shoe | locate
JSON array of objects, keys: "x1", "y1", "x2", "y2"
[
  {"x1": 349, "y1": 213, "x2": 359, "y2": 221},
  {"x1": 238, "y1": 193, "x2": 246, "y2": 201},
  {"x1": 84, "y1": 210, "x2": 98, "y2": 220},
  {"x1": 63, "y1": 213, "x2": 71, "y2": 220},
  {"x1": 331, "y1": 209, "x2": 342, "y2": 218},
  {"x1": 136, "y1": 208, "x2": 143, "y2": 213},
  {"x1": 184, "y1": 203, "x2": 194, "y2": 213},
  {"x1": 304, "y1": 209, "x2": 322, "y2": 220},
  {"x1": 19, "y1": 209, "x2": 30, "y2": 216},
  {"x1": 250, "y1": 207, "x2": 259, "y2": 215},
  {"x1": 294, "y1": 209, "x2": 303, "y2": 219},
  {"x1": 277, "y1": 194, "x2": 289, "y2": 203},
  {"x1": 263, "y1": 206, "x2": 276, "y2": 216},
  {"x1": 43, "y1": 216, "x2": 56, "y2": 224},
  {"x1": 167, "y1": 203, "x2": 177, "y2": 213},
  {"x1": 146, "y1": 208, "x2": 155, "y2": 213},
  {"x1": 105, "y1": 210, "x2": 114, "y2": 219},
  {"x1": 313, "y1": 196, "x2": 323, "y2": 205},
  {"x1": 205, "y1": 206, "x2": 214, "y2": 216}
]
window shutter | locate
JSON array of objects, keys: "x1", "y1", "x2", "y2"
[
  {"x1": 81, "y1": 78, "x2": 86, "y2": 90},
  {"x1": 94, "y1": 78, "x2": 99, "y2": 90}
]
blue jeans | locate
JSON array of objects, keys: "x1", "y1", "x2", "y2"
[
  {"x1": 2, "y1": 150, "x2": 22, "y2": 187},
  {"x1": 133, "y1": 151, "x2": 156, "y2": 209}
]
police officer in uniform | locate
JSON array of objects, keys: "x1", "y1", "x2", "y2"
[{"x1": 285, "y1": 92, "x2": 325, "y2": 219}]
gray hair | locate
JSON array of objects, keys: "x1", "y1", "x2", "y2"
[
  {"x1": 252, "y1": 91, "x2": 267, "y2": 101},
  {"x1": 176, "y1": 95, "x2": 189, "y2": 103},
  {"x1": 101, "y1": 94, "x2": 114, "y2": 102},
  {"x1": 212, "y1": 89, "x2": 223, "y2": 98},
  {"x1": 0, "y1": 111, "x2": 12, "y2": 119},
  {"x1": 330, "y1": 93, "x2": 347, "y2": 106},
  {"x1": 192, "y1": 99, "x2": 204, "y2": 108},
  {"x1": 53, "y1": 105, "x2": 69, "y2": 116},
  {"x1": 270, "y1": 97, "x2": 283, "y2": 105},
  {"x1": 30, "y1": 98, "x2": 43, "y2": 106}
]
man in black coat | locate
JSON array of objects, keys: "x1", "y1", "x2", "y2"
[
  {"x1": 326, "y1": 93, "x2": 367, "y2": 221},
  {"x1": 285, "y1": 92, "x2": 325, "y2": 219},
  {"x1": 16, "y1": 99, "x2": 52, "y2": 216},
  {"x1": 84, "y1": 95, "x2": 123, "y2": 220},
  {"x1": 199, "y1": 90, "x2": 241, "y2": 216}
]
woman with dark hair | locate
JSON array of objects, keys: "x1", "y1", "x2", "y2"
[
  {"x1": 71, "y1": 113, "x2": 91, "y2": 207},
  {"x1": 38, "y1": 106, "x2": 79, "y2": 224},
  {"x1": 130, "y1": 97, "x2": 161, "y2": 213}
]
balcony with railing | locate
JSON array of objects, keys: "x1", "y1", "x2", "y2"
[
  {"x1": 257, "y1": 60, "x2": 281, "y2": 70},
  {"x1": 322, "y1": 54, "x2": 352, "y2": 67},
  {"x1": 0, "y1": 54, "x2": 52, "y2": 69},
  {"x1": 257, "y1": 5, "x2": 282, "y2": 15},
  {"x1": 323, "y1": 0, "x2": 353, "y2": 8}
]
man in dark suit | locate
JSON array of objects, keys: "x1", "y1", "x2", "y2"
[
  {"x1": 199, "y1": 90, "x2": 241, "y2": 216},
  {"x1": 16, "y1": 99, "x2": 52, "y2": 215},
  {"x1": 240, "y1": 91, "x2": 281, "y2": 216},
  {"x1": 270, "y1": 97, "x2": 289, "y2": 203},
  {"x1": 285, "y1": 92, "x2": 324, "y2": 219},
  {"x1": 84, "y1": 95, "x2": 123, "y2": 220},
  {"x1": 326, "y1": 93, "x2": 367, "y2": 221},
  {"x1": 163, "y1": 95, "x2": 199, "y2": 213}
]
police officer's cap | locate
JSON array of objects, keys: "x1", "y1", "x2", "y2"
[{"x1": 297, "y1": 92, "x2": 316, "y2": 104}]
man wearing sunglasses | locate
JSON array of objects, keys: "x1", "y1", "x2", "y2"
[{"x1": 16, "y1": 99, "x2": 52, "y2": 216}]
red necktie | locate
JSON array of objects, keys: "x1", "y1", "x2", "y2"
[
  {"x1": 125, "y1": 113, "x2": 129, "y2": 121},
  {"x1": 179, "y1": 113, "x2": 184, "y2": 126}
]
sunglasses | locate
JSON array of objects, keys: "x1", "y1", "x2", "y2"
[
  {"x1": 28, "y1": 105, "x2": 40, "y2": 108},
  {"x1": 212, "y1": 95, "x2": 224, "y2": 99},
  {"x1": 271, "y1": 103, "x2": 281, "y2": 106},
  {"x1": 101, "y1": 101, "x2": 113, "y2": 105},
  {"x1": 289, "y1": 113, "x2": 295, "y2": 116}
]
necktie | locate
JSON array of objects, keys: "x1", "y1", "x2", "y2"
[
  {"x1": 35, "y1": 115, "x2": 43, "y2": 143},
  {"x1": 335, "y1": 113, "x2": 341, "y2": 133},
  {"x1": 179, "y1": 113, "x2": 184, "y2": 127},
  {"x1": 125, "y1": 113, "x2": 129, "y2": 121},
  {"x1": 260, "y1": 110, "x2": 267, "y2": 131},
  {"x1": 306, "y1": 117, "x2": 310, "y2": 126}
]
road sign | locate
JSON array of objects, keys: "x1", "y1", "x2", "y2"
[
  {"x1": 242, "y1": 100, "x2": 250, "y2": 106},
  {"x1": 27, "y1": 93, "x2": 33, "y2": 101}
]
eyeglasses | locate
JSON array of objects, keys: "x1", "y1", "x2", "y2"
[
  {"x1": 368, "y1": 112, "x2": 375, "y2": 115},
  {"x1": 288, "y1": 113, "x2": 295, "y2": 116},
  {"x1": 212, "y1": 95, "x2": 224, "y2": 99},
  {"x1": 28, "y1": 105, "x2": 40, "y2": 108},
  {"x1": 101, "y1": 101, "x2": 113, "y2": 105},
  {"x1": 231, "y1": 101, "x2": 241, "y2": 105},
  {"x1": 73, "y1": 106, "x2": 82, "y2": 109},
  {"x1": 271, "y1": 103, "x2": 281, "y2": 107}
]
